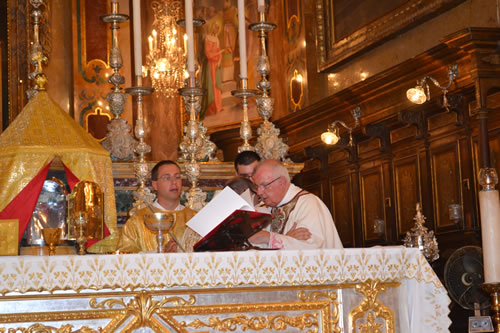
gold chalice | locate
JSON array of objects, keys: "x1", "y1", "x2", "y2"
[
  {"x1": 143, "y1": 212, "x2": 184, "y2": 253},
  {"x1": 42, "y1": 228, "x2": 62, "y2": 256}
]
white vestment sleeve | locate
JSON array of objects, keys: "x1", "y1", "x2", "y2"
[{"x1": 267, "y1": 192, "x2": 343, "y2": 249}]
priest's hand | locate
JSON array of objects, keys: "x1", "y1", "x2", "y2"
[
  {"x1": 163, "y1": 239, "x2": 178, "y2": 253},
  {"x1": 249, "y1": 230, "x2": 270, "y2": 244},
  {"x1": 286, "y1": 223, "x2": 311, "y2": 241}
]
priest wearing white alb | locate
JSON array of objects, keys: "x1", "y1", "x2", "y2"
[{"x1": 250, "y1": 160, "x2": 343, "y2": 249}]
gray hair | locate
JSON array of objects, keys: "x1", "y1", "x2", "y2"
[{"x1": 255, "y1": 160, "x2": 290, "y2": 183}]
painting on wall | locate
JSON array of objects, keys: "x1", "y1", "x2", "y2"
[
  {"x1": 315, "y1": 0, "x2": 466, "y2": 71},
  {"x1": 195, "y1": 0, "x2": 260, "y2": 129}
]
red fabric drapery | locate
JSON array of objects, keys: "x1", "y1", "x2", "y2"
[{"x1": 0, "y1": 162, "x2": 52, "y2": 241}]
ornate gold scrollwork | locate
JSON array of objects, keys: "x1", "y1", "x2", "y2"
[
  {"x1": 298, "y1": 291, "x2": 341, "y2": 333},
  {"x1": 89, "y1": 291, "x2": 196, "y2": 331},
  {"x1": 349, "y1": 280, "x2": 398, "y2": 333},
  {"x1": 0, "y1": 323, "x2": 98, "y2": 333},
  {"x1": 184, "y1": 313, "x2": 318, "y2": 332}
]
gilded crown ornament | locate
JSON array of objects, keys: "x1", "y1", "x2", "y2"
[{"x1": 403, "y1": 203, "x2": 439, "y2": 262}]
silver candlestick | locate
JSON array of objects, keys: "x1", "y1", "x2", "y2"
[
  {"x1": 177, "y1": 19, "x2": 218, "y2": 163},
  {"x1": 101, "y1": 2, "x2": 137, "y2": 161},
  {"x1": 179, "y1": 79, "x2": 207, "y2": 211},
  {"x1": 126, "y1": 76, "x2": 155, "y2": 214},
  {"x1": 26, "y1": 0, "x2": 48, "y2": 100},
  {"x1": 249, "y1": 11, "x2": 290, "y2": 161},
  {"x1": 231, "y1": 78, "x2": 258, "y2": 152}
]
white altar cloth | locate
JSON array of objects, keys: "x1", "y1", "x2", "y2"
[{"x1": 0, "y1": 247, "x2": 450, "y2": 332}]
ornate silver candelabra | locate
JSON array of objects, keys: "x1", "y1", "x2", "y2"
[
  {"x1": 101, "y1": 2, "x2": 137, "y2": 161},
  {"x1": 179, "y1": 80, "x2": 207, "y2": 211},
  {"x1": 26, "y1": 0, "x2": 48, "y2": 100},
  {"x1": 232, "y1": 79, "x2": 258, "y2": 152},
  {"x1": 177, "y1": 19, "x2": 218, "y2": 163},
  {"x1": 249, "y1": 11, "x2": 290, "y2": 160},
  {"x1": 403, "y1": 202, "x2": 439, "y2": 262},
  {"x1": 125, "y1": 76, "x2": 155, "y2": 213}
]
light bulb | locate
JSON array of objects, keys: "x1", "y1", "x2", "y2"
[
  {"x1": 321, "y1": 130, "x2": 339, "y2": 145},
  {"x1": 407, "y1": 86, "x2": 427, "y2": 104}
]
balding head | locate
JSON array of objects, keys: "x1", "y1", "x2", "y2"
[{"x1": 252, "y1": 160, "x2": 290, "y2": 207}]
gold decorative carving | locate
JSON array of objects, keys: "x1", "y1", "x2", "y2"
[
  {"x1": 89, "y1": 291, "x2": 196, "y2": 330},
  {"x1": 89, "y1": 292, "x2": 196, "y2": 310},
  {"x1": 358, "y1": 312, "x2": 383, "y2": 333},
  {"x1": 0, "y1": 323, "x2": 98, "y2": 333},
  {"x1": 349, "y1": 280, "x2": 397, "y2": 333},
  {"x1": 184, "y1": 313, "x2": 318, "y2": 332},
  {"x1": 298, "y1": 291, "x2": 341, "y2": 333}
]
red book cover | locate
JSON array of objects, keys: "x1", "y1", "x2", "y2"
[{"x1": 193, "y1": 210, "x2": 271, "y2": 252}]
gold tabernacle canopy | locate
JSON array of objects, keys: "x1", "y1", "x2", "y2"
[{"x1": 0, "y1": 91, "x2": 118, "y2": 253}]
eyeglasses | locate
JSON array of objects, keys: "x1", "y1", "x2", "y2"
[
  {"x1": 158, "y1": 174, "x2": 182, "y2": 182},
  {"x1": 254, "y1": 176, "x2": 281, "y2": 191}
]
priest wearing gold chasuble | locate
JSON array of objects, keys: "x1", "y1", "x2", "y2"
[{"x1": 116, "y1": 161, "x2": 199, "y2": 253}]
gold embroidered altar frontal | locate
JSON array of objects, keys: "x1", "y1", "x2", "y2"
[{"x1": 0, "y1": 248, "x2": 450, "y2": 332}]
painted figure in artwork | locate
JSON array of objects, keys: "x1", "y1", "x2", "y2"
[
  {"x1": 203, "y1": 21, "x2": 225, "y2": 116},
  {"x1": 222, "y1": 0, "x2": 238, "y2": 83}
]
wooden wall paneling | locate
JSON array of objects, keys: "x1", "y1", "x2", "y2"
[
  {"x1": 457, "y1": 135, "x2": 476, "y2": 231},
  {"x1": 329, "y1": 173, "x2": 355, "y2": 247},
  {"x1": 382, "y1": 160, "x2": 396, "y2": 244},
  {"x1": 393, "y1": 154, "x2": 421, "y2": 238},
  {"x1": 429, "y1": 140, "x2": 462, "y2": 233},
  {"x1": 359, "y1": 165, "x2": 386, "y2": 245}
]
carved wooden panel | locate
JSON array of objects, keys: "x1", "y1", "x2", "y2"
[
  {"x1": 359, "y1": 166, "x2": 385, "y2": 242},
  {"x1": 430, "y1": 141, "x2": 462, "y2": 231},
  {"x1": 393, "y1": 155, "x2": 421, "y2": 237},
  {"x1": 302, "y1": 181, "x2": 325, "y2": 202},
  {"x1": 330, "y1": 175, "x2": 354, "y2": 247}
]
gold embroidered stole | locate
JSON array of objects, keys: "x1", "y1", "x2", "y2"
[{"x1": 271, "y1": 190, "x2": 309, "y2": 234}]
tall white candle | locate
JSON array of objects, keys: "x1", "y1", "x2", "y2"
[
  {"x1": 132, "y1": 0, "x2": 142, "y2": 78},
  {"x1": 480, "y1": 189, "x2": 500, "y2": 283},
  {"x1": 257, "y1": 0, "x2": 265, "y2": 13},
  {"x1": 148, "y1": 36, "x2": 153, "y2": 55},
  {"x1": 237, "y1": 0, "x2": 247, "y2": 78},
  {"x1": 185, "y1": 0, "x2": 195, "y2": 75},
  {"x1": 111, "y1": 0, "x2": 118, "y2": 14}
]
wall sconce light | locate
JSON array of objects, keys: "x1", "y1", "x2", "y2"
[
  {"x1": 406, "y1": 63, "x2": 458, "y2": 110},
  {"x1": 373, "y1": 218, "x2": 385, "y2": 235},
  {"x1": 448, "y1": 203, "x2": 462, "y2": 223},
  {"x1": 321, "y1": 105, "x2": 362, "y2": 146}
]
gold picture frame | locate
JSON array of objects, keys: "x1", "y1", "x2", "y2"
[
  {"x1": 315, "y1": 0, "x2": 466, "y2": 71},
  {"x1": 0, "y1": 219, "x2": 19, "y2": 255}
]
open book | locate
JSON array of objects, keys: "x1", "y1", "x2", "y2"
[{"x1": 186, "y1": 187, "x2": 271, "y2": 251}]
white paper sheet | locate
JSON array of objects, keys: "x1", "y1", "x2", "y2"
[{"x1": 186, "y1": 187, "x2": 254, "y2": 237}]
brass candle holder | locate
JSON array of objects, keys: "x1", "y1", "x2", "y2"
[
  {"x1": 481, "y1": 283, "x2": 500, "y2": 332},
  {"x1": 231, "y1": 78, "x2": 258, "y2": 152},
  {"x1": 41, "y1": 228, "x2": 62, "y2": 256}
]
